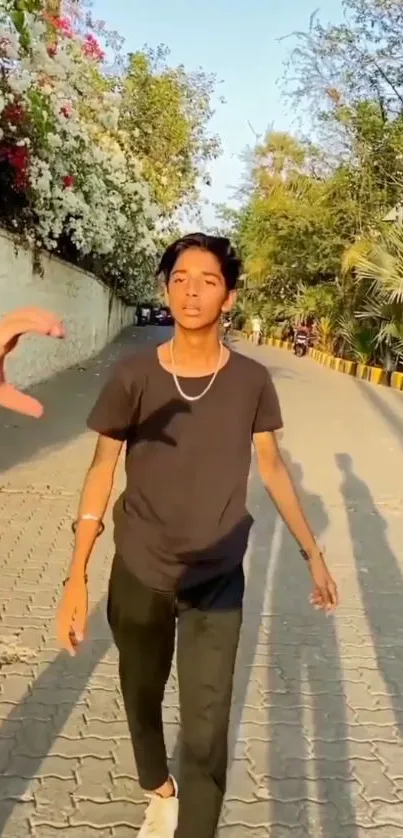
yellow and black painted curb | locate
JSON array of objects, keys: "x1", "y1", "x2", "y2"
[{"x1": 242, "y1": 333, "x2": 403, "y2": 392}]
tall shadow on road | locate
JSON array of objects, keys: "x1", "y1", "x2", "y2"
[
  {"x1": 228, "y1": 459, "x2": 279, "y2": 760},
  {"x1": 267, "y1": 458, "x2": 358, "y2": 838},
  {"x1": 0, "y1": 600, "x2": 111, "y2": 835},
  {"x1": 336, "y1": 453, "x2": 403, "y2": 735}
]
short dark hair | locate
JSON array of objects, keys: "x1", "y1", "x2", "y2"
[{"x1": 157, "y1": 232, "x2": 242, "y2": 291}]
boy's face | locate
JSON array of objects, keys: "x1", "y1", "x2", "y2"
[{"x1": 166, "y1": 247, "x2": 235, "y2": 331}]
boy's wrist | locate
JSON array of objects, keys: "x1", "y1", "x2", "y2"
[
  {"x1": 300, "y1": 543, "x2": 323, "y2": 562},
  {"x1": 63, "y1": 571, "x2": 88, "y2": 586},
  {"x1": 72, "y1": 516, "x2": 104, "y2": 537}
]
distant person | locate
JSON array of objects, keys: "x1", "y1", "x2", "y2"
[
  {"x1": 293, "y1": 322, "x2": 310, "y2": 343},
  {"x1": 282, "y1": 323, "x2": 294, "y2": 342},
  {"x1": 56, "y1": 232, "x2": 338, "y2": 838},
  {"x1": 251, "y1": 314, "x2": 262, "y2": 345},
  {"x1": 137, "y1": 304, "x2": 152, "y2": 326},
  {"x1": 0, "y1": 307, "x2": 64, "y2": 417}
]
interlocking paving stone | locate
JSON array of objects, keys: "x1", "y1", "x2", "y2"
[{"x1": 2, "y1": 328, "x2": 403, "y2": 836}]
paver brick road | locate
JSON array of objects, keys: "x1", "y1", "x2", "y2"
[{"x1": 1, "y1": 327, "x2": 403, "y2": 837}]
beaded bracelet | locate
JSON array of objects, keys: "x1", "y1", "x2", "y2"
[
  {"x1": 63, "y1": 574, "x2": 88, "y2": 587},
  {"x1": 300, "y1": 548, "x2": 324, "y2": 562}
]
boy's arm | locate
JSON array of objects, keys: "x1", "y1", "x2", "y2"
[
  {"x1": 57, "y1": 434, "x2": 122, "y2": 654},
  {"x1": 253, "y1": 430, "x2": 338, "y2": 610},
  {"x1": 253, "y1": 430, "x2": 318, "y2": 556},
  {"x1": 66, "y1": 434, "x2": 123, "y2": 582}
]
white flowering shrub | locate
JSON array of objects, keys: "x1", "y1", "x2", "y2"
[{"x1": 0, "y1": 0, "x2": 158, "y2": 300}]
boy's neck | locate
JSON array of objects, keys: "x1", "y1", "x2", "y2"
[{"x1": 172, "y1": 325, "x2": 222, "y2": 368}]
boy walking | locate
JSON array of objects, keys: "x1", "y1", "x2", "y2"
[{"x1": 57, "y1": 233, "x2": 337, "y2": 838}]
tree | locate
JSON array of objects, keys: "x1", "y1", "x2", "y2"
[
  {"x1": 236, "y1": 131, "x2": 347, "y2": 300},
  {"x1": 284, "y1": 0, "x2": 403, "y2": 223},
  {"x1": 284, "y1": 0, "x2": 403, "y2": 123},
  {"x1": 119, "y1": 46, "x2": 220, "y2": 215},
  {"x1": 0, "y1": 3, "x2": 222, "y2": 303},
  {"x1": 0, "y1": 0, "x2": 158, "y2": 299},
  {"x1": 286, "y1": 284, "x2": 338, "y2": 325},
  {"x1": 230, "y1": 0, "x2": 403, "y2": 372},
  {"x1": 347, "y1": 224, "x2": 403, "y2": 366}
]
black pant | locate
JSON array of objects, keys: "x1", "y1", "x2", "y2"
[{"x1": 107, "y1": 554, "x2": 243, "y2": 838}]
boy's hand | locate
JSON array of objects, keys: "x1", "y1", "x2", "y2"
[
  {"x1": 308, "y1": 549, "x2": 338, "y2": 611},
  {"x1": 56, "y1": 574, "x2": 88, "y2": 655}
]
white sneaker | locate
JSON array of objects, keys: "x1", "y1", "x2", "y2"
[{"x1": 138, "y1": 776, "x2": 179, "y2": 838}]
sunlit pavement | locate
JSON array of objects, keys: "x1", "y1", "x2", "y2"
[{"x1": 1, "y1": 328, "x2": 403, "y2": 837}]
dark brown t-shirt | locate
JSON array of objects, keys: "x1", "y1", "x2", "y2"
[{"x1": 87, "y1": 348, "x2": 282, "y2": 592}]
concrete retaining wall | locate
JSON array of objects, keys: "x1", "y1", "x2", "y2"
[{"x1": 0, "y1": 229, "x2": 135, "y2": 388}]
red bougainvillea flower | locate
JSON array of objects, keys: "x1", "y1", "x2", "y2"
[
  {"x1": 63, "y1": 175, "x2": 74, "y2": 188},
  {"x1": 4, "y1": 102, "x2": 25, "y2": 124},
  {"x1": 44, "y1": 14, "x2": 73, "y2": 38},
  {"x1": 14, "y1": 169, "x2": 29, "y2": 190},
  {"x1": 1, "y1": 144, "x2": 30, "y2": 191},
  {"x1": 56, "y1": 16, "x2": 74, "y2": 37},
  {"x1": 60, "y1": 104, "x2": 72, "y2": 119},
  {"x1": 83, "y1": 33, "x2": 105, "y2": 62}
]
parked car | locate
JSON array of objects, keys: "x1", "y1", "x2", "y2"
[
  {"x1": 136, "y1": 303, "x2": 173, "y2": 326},
  {"x1": 154, "y1": 306, "x2": 173, "y2": 326}
]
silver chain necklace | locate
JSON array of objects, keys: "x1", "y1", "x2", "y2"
[{"x1": 170, "y1": 339, "x2": 224, "y2": 402}]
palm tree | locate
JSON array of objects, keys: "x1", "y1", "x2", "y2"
[
  {"x1": 354, "y1": 225, "x2": 403, "y2": 305},
  {"x1": 337, "y1": 317, "x2": 376, "y2": 365},
  {"x1": 344, "y1": 225, "x2": 403, "y2": 369},
  {"x1": 286, "y1": 283, "x2": 337, "y2": 325}
]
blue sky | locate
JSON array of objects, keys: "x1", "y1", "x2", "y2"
[{"x1": 92, "y1": 0, "x2": 345, "y2": 226}]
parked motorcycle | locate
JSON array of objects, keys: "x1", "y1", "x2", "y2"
[{"x1": 294, "y1": 330, "x2": 309, "y2": 357}]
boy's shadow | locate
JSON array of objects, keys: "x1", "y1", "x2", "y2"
[
  {"x1": 0, "y1": 602, "x2": 111, "y2": 835},
  {"x1": 265, "y1": 457, "x2": 359, "y2": 837},
  {"x1": 228, "y1": 451, "x2": 280, "y2": 753},
  {"x1": 336, "y1": 452, "x2": 403, "y2": 737}
]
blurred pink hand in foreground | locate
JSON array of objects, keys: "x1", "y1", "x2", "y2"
[{"x1": 0, "y1": 307, "x2": 65, "y2": 417}]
